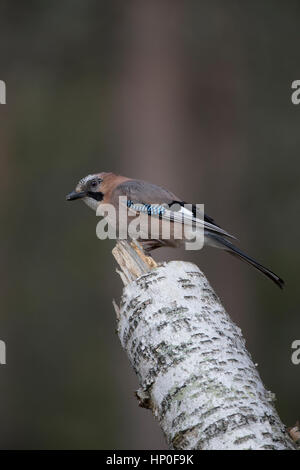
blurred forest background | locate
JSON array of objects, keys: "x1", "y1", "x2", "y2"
[{"x1": 0, "y1": 0, "x2": 299, "y2": 449}]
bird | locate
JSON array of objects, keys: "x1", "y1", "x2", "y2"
[{"x1": 66, "y1": 172, "x2": 284, "y2": 289}]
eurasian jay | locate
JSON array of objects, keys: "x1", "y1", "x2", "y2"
[{"x1": 66, "y1": 172, "x2": 284, "y2": 288}]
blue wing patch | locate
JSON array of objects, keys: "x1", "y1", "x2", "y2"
[{"x1": 127, "y1": 200, "x2": 166, "y2": 216}]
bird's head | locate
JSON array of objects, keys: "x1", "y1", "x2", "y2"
[{"x1": 66, "y1": 173, "x2": 106, "y2": 210}]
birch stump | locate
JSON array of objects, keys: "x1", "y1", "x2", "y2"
[{"x1": 112, "y1": 240, "x2": 295, "y2": 450}]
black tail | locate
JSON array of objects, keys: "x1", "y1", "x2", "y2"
[{"x1": 207, "y1": 234, "x2": 284, "y2": 289}]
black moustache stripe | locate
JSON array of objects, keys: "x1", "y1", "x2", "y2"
[{"x1": 87, "y1": 191, "x2": 104, "y2": 201}]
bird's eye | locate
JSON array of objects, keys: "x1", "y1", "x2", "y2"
[{"x1": 90, "y1": 179, "x2": 98, "y2": 188}]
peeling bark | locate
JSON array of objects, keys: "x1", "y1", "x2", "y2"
[{"x1": 112, "y1": 240, "x2": 296, "y2": 450}]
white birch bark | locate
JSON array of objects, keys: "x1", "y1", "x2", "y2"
[{"x1": 112, "y1": 241, "x2": 295, "y2": 450}]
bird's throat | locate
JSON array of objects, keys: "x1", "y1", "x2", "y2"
[{"x1": 87, "y1": 191, "x2": 104, "y2": 201}]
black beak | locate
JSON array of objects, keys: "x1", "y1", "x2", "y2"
[{"x1": 66, "y1": 191, "x2": 86, "y2": 201}]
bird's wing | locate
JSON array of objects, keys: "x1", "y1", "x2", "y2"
[{"x1": 113, "y1": 180, "x2": 236, "y2": 239}]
